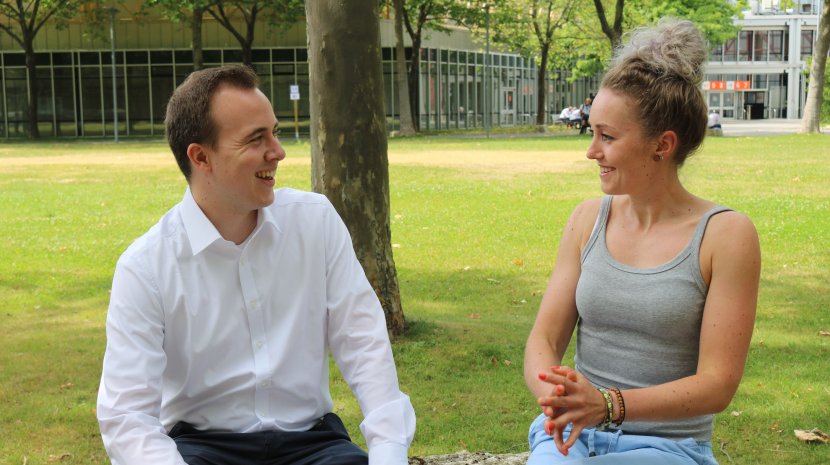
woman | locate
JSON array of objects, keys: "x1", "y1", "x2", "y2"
[{"x1": 524, "y1": 19, "x2": 760, "y2": 465}]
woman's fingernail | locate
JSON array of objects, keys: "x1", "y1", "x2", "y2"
[{"x1": 538, "y1": 372, "x2": 548, "y2": 380}]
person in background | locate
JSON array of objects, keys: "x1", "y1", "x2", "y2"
[
  {"x1": 569, "y1": 107, "x2": 583, "y2": 129},
  {"x1": 97, "y1": 64, "x2": 415, "y2": 465},
  {"x1": 707, "y1": 109, "x2": 722, "y2": 129},
  {"x1": 560, "y1": 106, "x2": 574, "y2": 126},
  {"x1": 579, "y1": 97, "x2": 593, "y2": 135},
  {"x1": 524, "y1": 18, "x2": 760, "y2": 464}
]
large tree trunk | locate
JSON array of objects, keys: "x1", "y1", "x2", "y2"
[
  {"x1": 192, "y1": 7, "x2": 204, "y2": 71},
  {"x1": 306, "y1": 0, "x2": 406, "y2": 335},
  {"x1": 800, "y1": 1, "x2": 830, "y2": 134},
  {"x1": 393, "y1": 0, "x2": 415, "y2": 135},
  {"x1": 24, "y1": 40, "x2": 40, "y2": 139}
]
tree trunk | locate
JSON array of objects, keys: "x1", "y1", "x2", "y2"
[
  {"x1": 535, "y1": 46, "x2": 549, "y2": 131},
  {"x1": 306, "y1": 0, "x2": 406, "y2": 335},
  {"x1": 393, "y1": 0, "x2": 415, "y2": 135},
  {"x1": 800, "y1": 1, "x2": 830, "y2": 134},
  {"x1": 192, "y1": 7, "x2": 204, "y2": 71},
  {"x1": 24, "y1": 39, "x2": 40, "y2": 139},
  {"x1": 407, "y1": 37, "x2": 422, "y2": 131}
]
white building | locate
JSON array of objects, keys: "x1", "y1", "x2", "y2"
[{"x1": 704, "y1": 0, "x2": 822, "y2": 120}]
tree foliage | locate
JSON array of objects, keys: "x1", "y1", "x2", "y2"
[{"x1": 481, "y1": 0, "x2": 743, "y2": 82}]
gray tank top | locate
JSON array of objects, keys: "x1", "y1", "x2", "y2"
[{"x1": 574, "y1": 196, "x2": 730, "y2": 442}]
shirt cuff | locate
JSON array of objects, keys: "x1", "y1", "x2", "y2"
[{"x1": 368, "y1": 441, "x2": 409, "y2": 465}]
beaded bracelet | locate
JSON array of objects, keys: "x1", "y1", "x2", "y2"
[
  {"x1": 610, "y1": 387, "x2": 626, "y2": 427},
  {"x1": 595, "y1": 387, "x2": 613, "y2": 430}
]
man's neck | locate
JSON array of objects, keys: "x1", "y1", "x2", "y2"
[{"x1": 190, "y1": 187, "x2": 258, "y2": 245}]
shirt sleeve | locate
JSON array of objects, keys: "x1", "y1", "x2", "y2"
[
  {"x1": 97, "y1": 252, "x2": 188, "y2": 465},
  {"x1": 320, "y1": 200, "x2": 416, "y2": 465}
]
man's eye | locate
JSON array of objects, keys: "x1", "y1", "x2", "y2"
[{"x1": 272, "y1": 128, "x2": 281, "y2": 137}]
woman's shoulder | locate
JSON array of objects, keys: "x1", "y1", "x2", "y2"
[
  {"x1": 565, "y1": 198, "x2": 605, "y2": 244},
  {"x1": 700, "y1": 207, "x2": 760, "y2": 275}
]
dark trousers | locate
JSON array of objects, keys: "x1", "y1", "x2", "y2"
[{"x1": 169, "y1": 413, "x2": 368, "y2": 465}]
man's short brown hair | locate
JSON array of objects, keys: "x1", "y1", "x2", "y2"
[{"x1": 165, "y1": 64, "x2": 260, "y2": 181}]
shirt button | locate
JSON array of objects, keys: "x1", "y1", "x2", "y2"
[
  {"x1": 255, "y1": 340, "x2": 263, "y2": 349},
  {"x1": 259, "y1": 379, "x2": 271, "y2": 388},
  {"x1": 249, "y1": 299, "x2": 259, "y2": 308}
]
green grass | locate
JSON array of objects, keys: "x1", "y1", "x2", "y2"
[{"x1": 1, "y1": 134, "x2": 828, "y2": 464}]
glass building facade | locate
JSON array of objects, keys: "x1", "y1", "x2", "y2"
[{"x1": 0, "y1": 44, "x2": 602, "y2": 138}]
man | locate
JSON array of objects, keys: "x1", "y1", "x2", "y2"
[
  {"x1": 97, "y1": 64, "x2": 415, "y2": 465},
  {"x1": 578, "y1": 97, "x2": 592, "y2": 135}
]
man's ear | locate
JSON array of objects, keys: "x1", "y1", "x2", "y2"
[{"x1": 186, "y1": 143, "x2": 211, "y2": 175}]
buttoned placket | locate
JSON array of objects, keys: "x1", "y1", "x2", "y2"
[{"x1": 237, "y1": 239, "x2": 274, "y2": 426}]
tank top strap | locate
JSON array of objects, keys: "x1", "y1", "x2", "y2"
[
  {"x1": 581, "y1": 196, "x2": 613, "y2": 263},
  {"x1": 689, "y1": 205, "x2": 732, "y2": 256}
]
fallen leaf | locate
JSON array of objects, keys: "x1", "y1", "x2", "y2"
[
  {"x1": 794, "y1": 428, "x2": 829, "y2": 444},
  {"x1": 47, "y1": 453, "x2": 72, "y2": 463},
  {"x1": 514, "y1": 259, "x2": 524, "y2": 266},
  {"x1": 503, "y1": 359, "x2": 512, "y2": 366},
  {"x1": 467, "y1": 313, "x2": 481, "y2": 319},
  {"x1": 490, "y1": 356, "x2": 498, "y2": 365},
  {"x1": 60, "y1": 383, "x2": 74, "y2": 390},
  {"x1": 462, "y1": 266, "x2": 471, "y2": 271},
  {"x1": 731, "y1": 410, "x2": 742, "y2": 417},
  {"x1": 392, "y1": 243, "x2": 401, "y2": 248},
  {"x1": 818, "y1": 330, "x2": 830, "y2": 337}
]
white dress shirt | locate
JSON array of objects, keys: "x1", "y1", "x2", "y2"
[{"x1": 97, "y1": 188, "x2": 415, "y2": 465}]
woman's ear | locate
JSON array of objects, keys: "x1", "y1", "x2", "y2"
[{"x1": 656, "y1": 130, "x2": 679, "y2": 160}]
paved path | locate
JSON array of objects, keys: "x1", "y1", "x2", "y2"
[{"x1": 719, "y1": 118, "x2": 820, "y2": 137}]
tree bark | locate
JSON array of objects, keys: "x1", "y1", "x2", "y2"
[
  {"x1": 403, "y1": 10, "x2": 423, "y2": 131},
  {"x1": 306, "y1": 0, "x2": 406, "y2": 335},
  {"x1": 393, "y1": 0, "x2": 416, "y2": 135},
  {"x1": 535, "y1": 46, "x2": 549, "y2": 130},
  {"x1": 800, "y1": 1, "x2": 830, "y2": 134},
  {"x1": 192, "y1": 7, "x2": 204, "y2": 70},
  {"x1": 593, "y1": 0, "x2": 624, "y2": 49},
  {"x1": 24, "y1": 39, "x2": 40, "y2": 139}
]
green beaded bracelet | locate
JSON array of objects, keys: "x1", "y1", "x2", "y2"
[{"x1": 596, "y1": 387, "x2": 613, "y2": 430}]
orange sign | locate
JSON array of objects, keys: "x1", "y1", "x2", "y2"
[
  {"x1": 734, "y1": 80, "x2": 751, "y2": 90},
  {"x1": 709, "y1": 81, "x2": 726, "y2": 91}
]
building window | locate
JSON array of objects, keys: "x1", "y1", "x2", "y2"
[
  {"x1": 723, "y1": 37, "x2": 737, "y2": 61},
  {"x1": 739, "y1": 31, "x2": 753, "y2": 62},
  {"x1": 801, "y1": 30, "x2": 814, "y2": 60},
  {"x1": 768, "y1": 30, "x2": 784, "y2": 61},
  {"x1": 753, "y1": 30, "x2": 768, "y2": 61}
]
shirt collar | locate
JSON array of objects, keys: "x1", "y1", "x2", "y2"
[
  {"x1": 180, "y1": 188, "x2": 283, "y2": 256},
  {"x1": 180, "y1": 187, "x2": 223, "y2": 256}
]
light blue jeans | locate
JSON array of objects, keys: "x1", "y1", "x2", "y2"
[{"x1": 528, "y1": 413, "x2": 719, "y2": 465}]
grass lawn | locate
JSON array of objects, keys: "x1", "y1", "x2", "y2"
[{"x1": 0, "y1": 133, "x2": 828, "y2": 464}]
